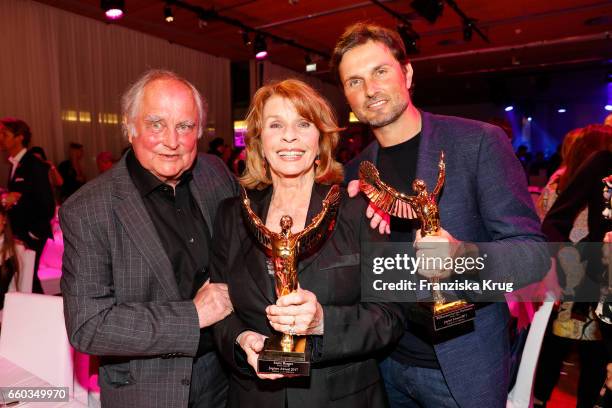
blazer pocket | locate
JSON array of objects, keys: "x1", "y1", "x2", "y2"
[
  {"x1": 319, "y1": 253, "x2": 360, "y2": 271},
  {"x1": 99, "y1": 361, "x2": 136, "y2": 389},
  {"x1": 326, "y1": 360, "x2": 380, "y2": 401}
]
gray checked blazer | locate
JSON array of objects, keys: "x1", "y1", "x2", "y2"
[{"x1": 60, "y1": 152, "x2": 238, "y2": 408}]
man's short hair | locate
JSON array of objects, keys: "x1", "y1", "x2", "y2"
[
  {"x1": 120, "y1": 69, "x2": 208, "y2": 139},
  {"x1": 0, "y1": 117, "x2": 32, "y2": 147},
  {"x1": 330, "y1": 22, "x2": 409, "y2": 81},
  {"x1": 69, "y1": 142, "x2": 84, "y2": 150}
]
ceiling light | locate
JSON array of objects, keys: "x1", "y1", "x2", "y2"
[
  {"x1": 304, "y1": 55, "x2": 317, "y2": 72},
  {"x1": 411, "y1": 0, "x2": 444, "y2": 24},
  {"x1": 254, "y1": 34, "x2": 268, "y2": 60},
  {"x1": 463, "y1": 20, "x2": 473, "y2": 41},
  {"x1": 397, "y1": 24, "x2": 420, "y2": 54},
  {"x1": 504, "y1": 105, "x2": 514, "y2": 112},
  {"x1": 101, "y1": 0, "x2": 124, "y2": 20},
  {"x1": 242, "y1": 31, "x2": 252, "y2": 47},
  {"x1": 557, "y1": 108, "x2": 566, "y2": 113},
  {"x1": 605, "y1": 104, "x2": 612, "y2": 111},
  {"x1": 164, "y1": 5, "x2": 174, "y2": 23}
]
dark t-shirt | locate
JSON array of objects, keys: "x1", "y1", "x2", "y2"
[{"x1": 377, "y1": 133, "x2": 441, "y2": 369}]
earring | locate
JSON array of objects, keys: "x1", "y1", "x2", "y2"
[{"x1": 315, "y1": 154, "x2": 321, "y2": 166}]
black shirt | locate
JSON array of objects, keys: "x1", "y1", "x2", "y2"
[
  {"x1": 377, "y1": 133, "x2": 441, "y2": 369},
  {"x1": 126, "y1": 150, "x2": 213, "y2": 355}
]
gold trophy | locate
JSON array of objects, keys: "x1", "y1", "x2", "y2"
[
  {"x1": 359, "y1": 152, "x2": 475, "y2": 333},
  {"x1": 240, "y1": 185, "x2": 341, "y2": 376}
]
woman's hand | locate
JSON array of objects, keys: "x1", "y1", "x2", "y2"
[
  {"x1": 266, "y1": 286, "x2": 324, "y2": 336},
  {"x1": 235, "y1": 331, "x2": 283, "y2": 380}
]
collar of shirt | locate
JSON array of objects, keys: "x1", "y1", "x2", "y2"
[
  {"x1": 125, "y1": 149, "x2": 194, "y2": 197},
  {"x1": 8, "y1": 148, "x2": 27, "y2": 167}
]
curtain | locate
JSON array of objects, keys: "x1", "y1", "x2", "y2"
[{"x1": 0, "y1": 0, "x2": 231, "y2": 179}]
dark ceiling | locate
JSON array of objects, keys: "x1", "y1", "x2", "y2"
[{"x1": 36, "y1": 0, "x2": 612, "y2": 81}]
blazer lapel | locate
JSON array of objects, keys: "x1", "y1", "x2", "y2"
[
  {"x1": 189, "y1": 158, "x2": 214, "y2": 235},
  {"x1": 415, "y1": 111, "x2": 444, "y2": 194},
  {"x1": 111, "y1": 157, "x2": 181, "y2": 300}
]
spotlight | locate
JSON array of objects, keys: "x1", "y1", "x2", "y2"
[
  {"x1": 527, "y1": 116, "x2": 533, "y2": 122},
  {"x1": 242, "y1": 31, "x2": 252, "y2": 47},
  {"x1": 605, "y1": 104, "x2": 612, "y2": 111},
  {"x1": 101, "y1": 0, "x2": 124, "y2": 20},
  {"x1": 411, "y1": 0, "x2": 444, "y2": 24},
  {"x1": 463, "y1": 20, "x2": 473, "y2": 42},
  {"x1": 253, "y1": 34, "x2": 268, "y2": 59},
  {"x1": 504, "y1": 105, "x2": 514, "y2": 112},
  {"x1": 397, "y1": 24, "x2": 420, "y2": 55},
  {"x1": 164, "y1": 5, "x2": 174, "y2": 23},
  {"x1": 305, "y1": 55, "x2": 316, "y2": 72},
  {"x1": 557, "y1": 108, "x2": 567, "y2": 113}
]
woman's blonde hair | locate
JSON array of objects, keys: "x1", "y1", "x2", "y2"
[{"x1": 240, "y1": 79, "x2": 344, "y2": 189}]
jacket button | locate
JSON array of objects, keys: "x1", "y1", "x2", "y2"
[{"x1": 181, "y1": 378, "x2": 190, "y2": 386}]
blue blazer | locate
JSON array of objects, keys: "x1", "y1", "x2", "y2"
[{"x1": 345, "y1": 111, "x2": 549, "y2": 408}]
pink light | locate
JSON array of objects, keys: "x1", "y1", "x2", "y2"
[
  {"x1": 255, "y1": 50, "x2": 268, "y2": 59},
  {"x1": 105, "y1": 8, "x2": 124, "y2": 20}
]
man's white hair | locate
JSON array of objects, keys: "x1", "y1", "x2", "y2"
[{"x1": 121, "y1": 69, "x2": 208, "y2": 139}]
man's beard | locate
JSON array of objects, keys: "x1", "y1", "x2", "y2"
[{"x1": 359, "y1": 97, "x2": 409, "y2": 129}]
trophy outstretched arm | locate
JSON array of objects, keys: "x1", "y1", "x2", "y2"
[
  {"x1": 359, "y1": 161, "x2": 418, "y2": 219},
  {"x1": 240, "y1": 187, "x2": 276, "y2": 253},
  {"x1": 295, "y1": 184, "x2": 341, "y2": 256},
  {"x1": 432, "y1": 151, "x2": 445, "y2": 199}
]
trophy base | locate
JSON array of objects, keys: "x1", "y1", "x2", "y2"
[
  {"x1": 257, "y1": 334, "x2": 310, "y2": 376},
  {"x1": 432, "y1": 300, "x2": 476, "y2": 332}
]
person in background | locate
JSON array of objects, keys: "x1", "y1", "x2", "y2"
[
  {"x1": 58, "y1": 142, "x2": 86, "y2": 201},
  {"x1": 207, "y1": 137, "x2": 225, "y2": 158},
  {"x1": 538, "y1": 147, "x2": 612, "y2": 408},
  {"x1": 0, "y1": 118, "x2": 55, "y2": 294},
  {"x1": 96, "y1": 151, "x2": 114, "y2": 174},
  {"x1": 29, "y1": 146, "x2": 64, "y2": 189},
  {"x1": 533, "y1": 126, "x2": 612, "y2": 407},
  {"x1": 0, "y1": 199, "x2": 20, "y2": 310},
  {"x1": 536, "y1": 128, "x2": 582, "y2": 224}
]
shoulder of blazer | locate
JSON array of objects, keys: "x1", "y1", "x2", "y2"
[
  {"x1": 193, "y1": 153, "x2": 239, "y2": 195},
  {"x1": 421, "y1": 110, "x2": 504, "y2": 144},
  {"x1": 60, "y1": 164, "x2": 116, "y2": 217},
  {"x1": 16, "y1": 151, "x2": 46, "y2": 173}
]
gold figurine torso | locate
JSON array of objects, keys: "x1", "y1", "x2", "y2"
[{"x1": 270, "y1": 217, "x2": 299, "y2": 297}]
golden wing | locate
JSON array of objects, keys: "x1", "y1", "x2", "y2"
[
  {"x1": 295, "y1": 184, "x2": 341, "y2": 257},
  {"x1": 240, "y1": 187, "x2": 276, "y2": 253},
  {"x1": 359, "y1": 161, "x2": 416, "y2": 219},
  {"x1": 432, "y1": 151, "x2": 446, "y2": 198}
]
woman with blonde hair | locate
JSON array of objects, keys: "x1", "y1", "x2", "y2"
[{"x1": 211, "y1": 79, "x2": 403, "y2": 408}]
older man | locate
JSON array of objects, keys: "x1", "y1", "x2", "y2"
[
  {"x1": 336, "y1": 24, "x2": 549, "y2": 408},
  {"x1": 60, "y1": 70, "x2": 237, "y2": 408}
]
